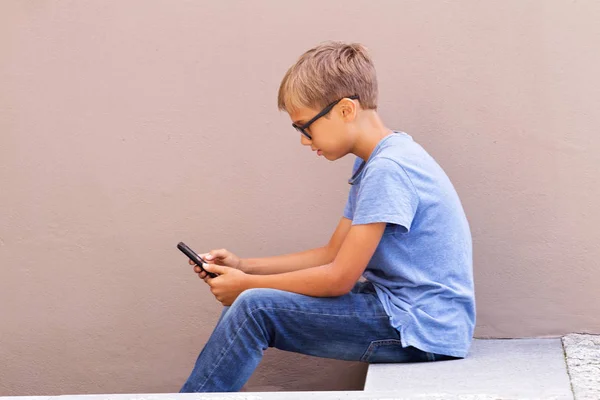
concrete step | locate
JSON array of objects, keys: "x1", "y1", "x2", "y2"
[{"x1": 364, "y1": 338, "x2": 573, "y2": 399}]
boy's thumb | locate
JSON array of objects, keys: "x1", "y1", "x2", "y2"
[{"x1": 203, "y1": 263, "x2": 226, "y2": 275}]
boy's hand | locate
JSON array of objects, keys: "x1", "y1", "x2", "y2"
[
  {"x1": 201, "y1": 263, "x2": 250, "y2": 306},
  {"x1": 189, "y1": 248, "x2": 245, "y2": 274}
]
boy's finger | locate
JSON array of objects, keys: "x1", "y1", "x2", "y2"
[{"x1": 206, "y1": 249, "x2": 226, "y2": 260}]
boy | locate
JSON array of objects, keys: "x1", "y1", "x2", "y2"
[{"x1": 180, "y1": 41, "x2": 475, "y2": 393}]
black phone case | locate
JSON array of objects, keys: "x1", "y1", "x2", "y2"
[{"x1": 177, "y1": 242, "x2": 218, "y2": 278}]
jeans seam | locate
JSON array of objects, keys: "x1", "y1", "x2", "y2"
[{"x1": 360, "y1": 339, "x2": 403, "y2": 362}]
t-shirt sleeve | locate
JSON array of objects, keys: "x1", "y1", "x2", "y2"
[{"x1": 352, "y1": 157, "x2": 419, "y2": 233}]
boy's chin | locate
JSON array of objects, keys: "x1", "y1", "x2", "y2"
[{"x1": 324, "y1": 151, "x2": 348, "y2": 161}]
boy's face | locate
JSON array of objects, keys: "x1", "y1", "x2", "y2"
[{"x1": 289, "y1": 98, "x2": 358, "y2": 161}]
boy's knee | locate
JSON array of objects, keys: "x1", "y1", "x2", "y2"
[{"x1": 232, "y1": 288, "x2": 284, "y2": 310}]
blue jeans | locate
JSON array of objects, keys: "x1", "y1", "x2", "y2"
[{"x1": 180, "y1": 281, "x2": 458, "y2": 392}]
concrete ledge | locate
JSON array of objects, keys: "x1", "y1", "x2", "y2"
[{"x1": 364, "y1": 338, "x2": 573, "y2": 399}]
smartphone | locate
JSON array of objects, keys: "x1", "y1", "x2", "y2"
[{"x1": 177, "y1": 242, "x2": 218, "y2": 278}]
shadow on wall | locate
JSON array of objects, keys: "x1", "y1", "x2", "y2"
[{"x1": 243, "y1": 350, "x2": 368, "y2": 391}]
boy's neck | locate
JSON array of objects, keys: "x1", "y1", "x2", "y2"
[{"x1": 350, "y1": 110, "x2": 394, "y2": 161}]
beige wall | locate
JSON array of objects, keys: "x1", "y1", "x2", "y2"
[{"x1": 1, "y1": 0, "x2": 599, "y2": 395}]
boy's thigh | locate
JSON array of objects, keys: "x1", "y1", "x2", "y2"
[{"x1": 229, "y1": 284, "x2": 441, "y2": 363}]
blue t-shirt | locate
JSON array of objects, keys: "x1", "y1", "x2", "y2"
[{"x1": 344, "y1": 131, "x2": 475, "y2": 358}]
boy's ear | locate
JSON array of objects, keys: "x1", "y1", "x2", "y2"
[{"x1": 338, "y1": 97, "x2": 358, "y2": 122}]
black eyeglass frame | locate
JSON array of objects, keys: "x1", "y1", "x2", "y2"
[{"x1": 292, "y1": 95, "x2": 360, "y2": 140}]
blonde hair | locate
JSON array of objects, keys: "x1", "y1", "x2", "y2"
[{"x1": 278, "y1": 41, "x2": 378, "y2": 113}]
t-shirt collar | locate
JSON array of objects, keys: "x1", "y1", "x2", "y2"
[{"x1": 348, "y1": 131, "x2": 400, "y2": 185}]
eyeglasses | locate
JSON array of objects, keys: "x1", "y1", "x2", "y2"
[{"x1": 292, "y1": 95, "x2": 360, "y2": 140}]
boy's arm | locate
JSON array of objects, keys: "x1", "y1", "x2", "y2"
[
  {"x1": 244, "y1": 222, "x2": 385, "y2": 297},
  {"x1": 241, "y1": 217, "x2": 353, "y2": 275}
]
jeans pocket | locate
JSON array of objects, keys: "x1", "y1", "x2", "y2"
[{"x1": 360, "y1": 339, "x2": 432, "y2": 363}]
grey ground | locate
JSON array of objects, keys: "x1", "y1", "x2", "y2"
[{"x1": 562, "y1": 333, "x2": 600, "y2": 400}]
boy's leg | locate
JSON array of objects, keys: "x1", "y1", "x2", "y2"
[{"x1": 179, "y1": 282, "x2": 444, "y2": 393}]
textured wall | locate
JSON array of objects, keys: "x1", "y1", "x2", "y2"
[{"x1": 1, "y1": 0, "x2": 599, "y2": 396}]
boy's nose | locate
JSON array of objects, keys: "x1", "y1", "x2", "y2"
[{"x1": 300, "y1": 135, "x2": 311, "y2": 146}]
